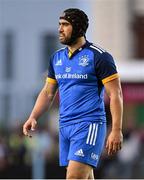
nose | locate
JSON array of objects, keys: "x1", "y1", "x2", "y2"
[{"x1": 58, "y1": 24, "x2": 63, "y2": 32}]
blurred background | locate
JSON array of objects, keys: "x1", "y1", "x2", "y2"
[{"x1": 0, "y1": 0, "x2": 144, "y2": 179}]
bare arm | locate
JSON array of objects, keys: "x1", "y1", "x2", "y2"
[
  {"x1": 23, "y1": 81, "x2": 58, "y2": 137},
  {"x1": 104, "y1": 78, "x2": 123, "y2": 155}
]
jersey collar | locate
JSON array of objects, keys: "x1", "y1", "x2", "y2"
[{"x1": 67, "y1": 40, "x2": 91, "y2": 59}]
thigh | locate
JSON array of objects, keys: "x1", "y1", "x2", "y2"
[
  {"x1": 66, "y1": 160, "x2": 92, "y2": 179},
  {"x1": 68, "y1": 121, "x2": 106, "y2": 168}
]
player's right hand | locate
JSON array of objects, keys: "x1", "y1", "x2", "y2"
[{"x1": 23, "y1": 118, "x2": 37, "y2": 137}]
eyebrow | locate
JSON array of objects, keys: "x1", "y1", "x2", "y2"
[{"x1": 59, "y1": 21, "x2": 70, "y2": 25}]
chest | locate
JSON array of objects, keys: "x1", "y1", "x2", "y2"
[
  {"x1": 56, "y1": 54, "x2": 95, "y2": 72},
  {"x1": 53, "y1": 51, "x2": 97, "y2": 84}
]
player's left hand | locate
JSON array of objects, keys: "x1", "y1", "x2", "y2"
[{"x1": 106, "y1": 130, "x2": 123, "y2": 155}]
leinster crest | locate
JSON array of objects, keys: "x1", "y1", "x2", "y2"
[{"x1": 79, "y1": 55, "x2": 89, "y2": 67}]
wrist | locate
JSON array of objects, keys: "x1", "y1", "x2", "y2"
[
  {"x1": 29, "y1": 114, "x2": 37, "y2": 120},
  {"x1": 112, "y1": 128, "x2": 122, "y2": 132}
]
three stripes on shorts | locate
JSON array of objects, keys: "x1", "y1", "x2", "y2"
[{"x1": 86, "y1": 123, "x2": 98, "y2": 146}]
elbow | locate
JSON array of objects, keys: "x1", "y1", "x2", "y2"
[
  {"x1": 118, "y1": 88, "x2": 123, "y2": 99},
  {"x1": 47, "y1": 94, "x2": 55, "y2": 101},
  {"x1": 109, "y1": 89, "x2": 123, "y2": 102},
  {"x1": 43, "y1": 89, "x2": 55, "y2": 102}
]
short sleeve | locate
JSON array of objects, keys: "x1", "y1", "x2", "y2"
[
  {"x1": 95, "y1": 52, "x2": 119, "y2": 84},
  {"x1": 47, "y1": 55, "x2": 57, "y2": 84}
]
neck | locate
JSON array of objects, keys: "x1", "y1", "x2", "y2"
[{"x1": 67, "y1": 37, "x2": 86, "y2": 53}]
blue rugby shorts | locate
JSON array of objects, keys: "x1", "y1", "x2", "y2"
[{"x1": 59, "y1": 121, "x2": 106, "y2": 168}]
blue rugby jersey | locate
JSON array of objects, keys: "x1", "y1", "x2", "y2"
[{"x1": 47, "y1": 41, "x2": 119, "y2": 127}]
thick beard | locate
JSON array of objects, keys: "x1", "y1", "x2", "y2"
[
  {"x1": 60, "y1": 37, "x2": 77, "y2": 46},
  {"x1": 60, "y1": 32, "x2": 78, "y2": 46}
]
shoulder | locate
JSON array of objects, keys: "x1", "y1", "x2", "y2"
[
  {"x1": 100, "y1": 51, "x2": 114, "y2": 62},
  {"x1": 87, "y1": 42, "x2": 114, "y2": 62},
  {"x1": 87, "y1": 42, "x2": 106, "y2": 55},
  {"x1": 55, "y1": 47, "x2": 66, "y2": 54},
  {"x1": 49, "y1": 47, "x2": 66, "y2": 61},
  {"x1": 49, "y1": 47, "x2": 66, "y2": 66},
  {"x1": 50, "y1": 47, "x2": 66, "y2": 59}
]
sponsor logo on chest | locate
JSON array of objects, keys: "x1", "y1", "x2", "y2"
[{"x1": 55, "y1": 55, "x2": 90, "y2": 80}]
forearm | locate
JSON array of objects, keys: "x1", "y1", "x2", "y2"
[
  {"x1": 110, "y1": 93, "x2": 123, "y2": 131},
  {"x1": 29, "y1": 88, "x2": 55, "y2": 120},
  {"x1": 105, "y1": 79, "x2": 123, "y2": 154}
]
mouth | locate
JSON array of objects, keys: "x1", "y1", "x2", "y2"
[
  {"x1": 59, "y1": 35, "x2": 65, "y2": 41},
  {"x1": 59, "y1": 33, "x2": 65, "y2": 37}
]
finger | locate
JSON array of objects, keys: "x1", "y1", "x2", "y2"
[
  {"x1": 115, "y1": 142, "x2": 122, "y2": 150},
  {"x1": 23, "y1": 126, "x2": 28, "y2": 136},
  {"x1": 23, "y1": 129, "x2": 30, "y2": 137},
  {"x1": 27, "y1": 132, "x2": 32, "y2": 138},
  {"x1": 106, "y1": 139, "x2": 109, "y2": 149},
  {"x1": 106, "y1": 143, "x2": 112, "y2": 155},
  {"x1": 31, "y1": 120, "x2": 37, "y2": 131},
  {"x1": 113, "y1": 142, "x2": 118, "y2": 152},
  {"x1": 117, "y1": 143, "x2": 122, "y2": 150},
  {"x1": 108, "y1": 142, "x2": 113, "y2": 155},
  {"x1": 23, "y1": 124, "x2": 31, "y2": 136},
  {"x1": 111, "y1": 142, "x2": 122, "y2": 154},
  {"x1": 23, "y1": 128, "x2": 32, "y2": 138}
]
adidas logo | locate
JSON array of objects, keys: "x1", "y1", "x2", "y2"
[
  {"x1": 74, "y1": 149, "x2": 84, "y2": 157},
  {"x1": 55, "y1": 59, "x2": 62, "y2": 66}
]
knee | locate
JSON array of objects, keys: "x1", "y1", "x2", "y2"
[
  {"x1": 66, "y1": 171, "x2": 88, "y2": 179},
  {"x1": 66, "y1": 160, "x2": 92, "y2": 179}
]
